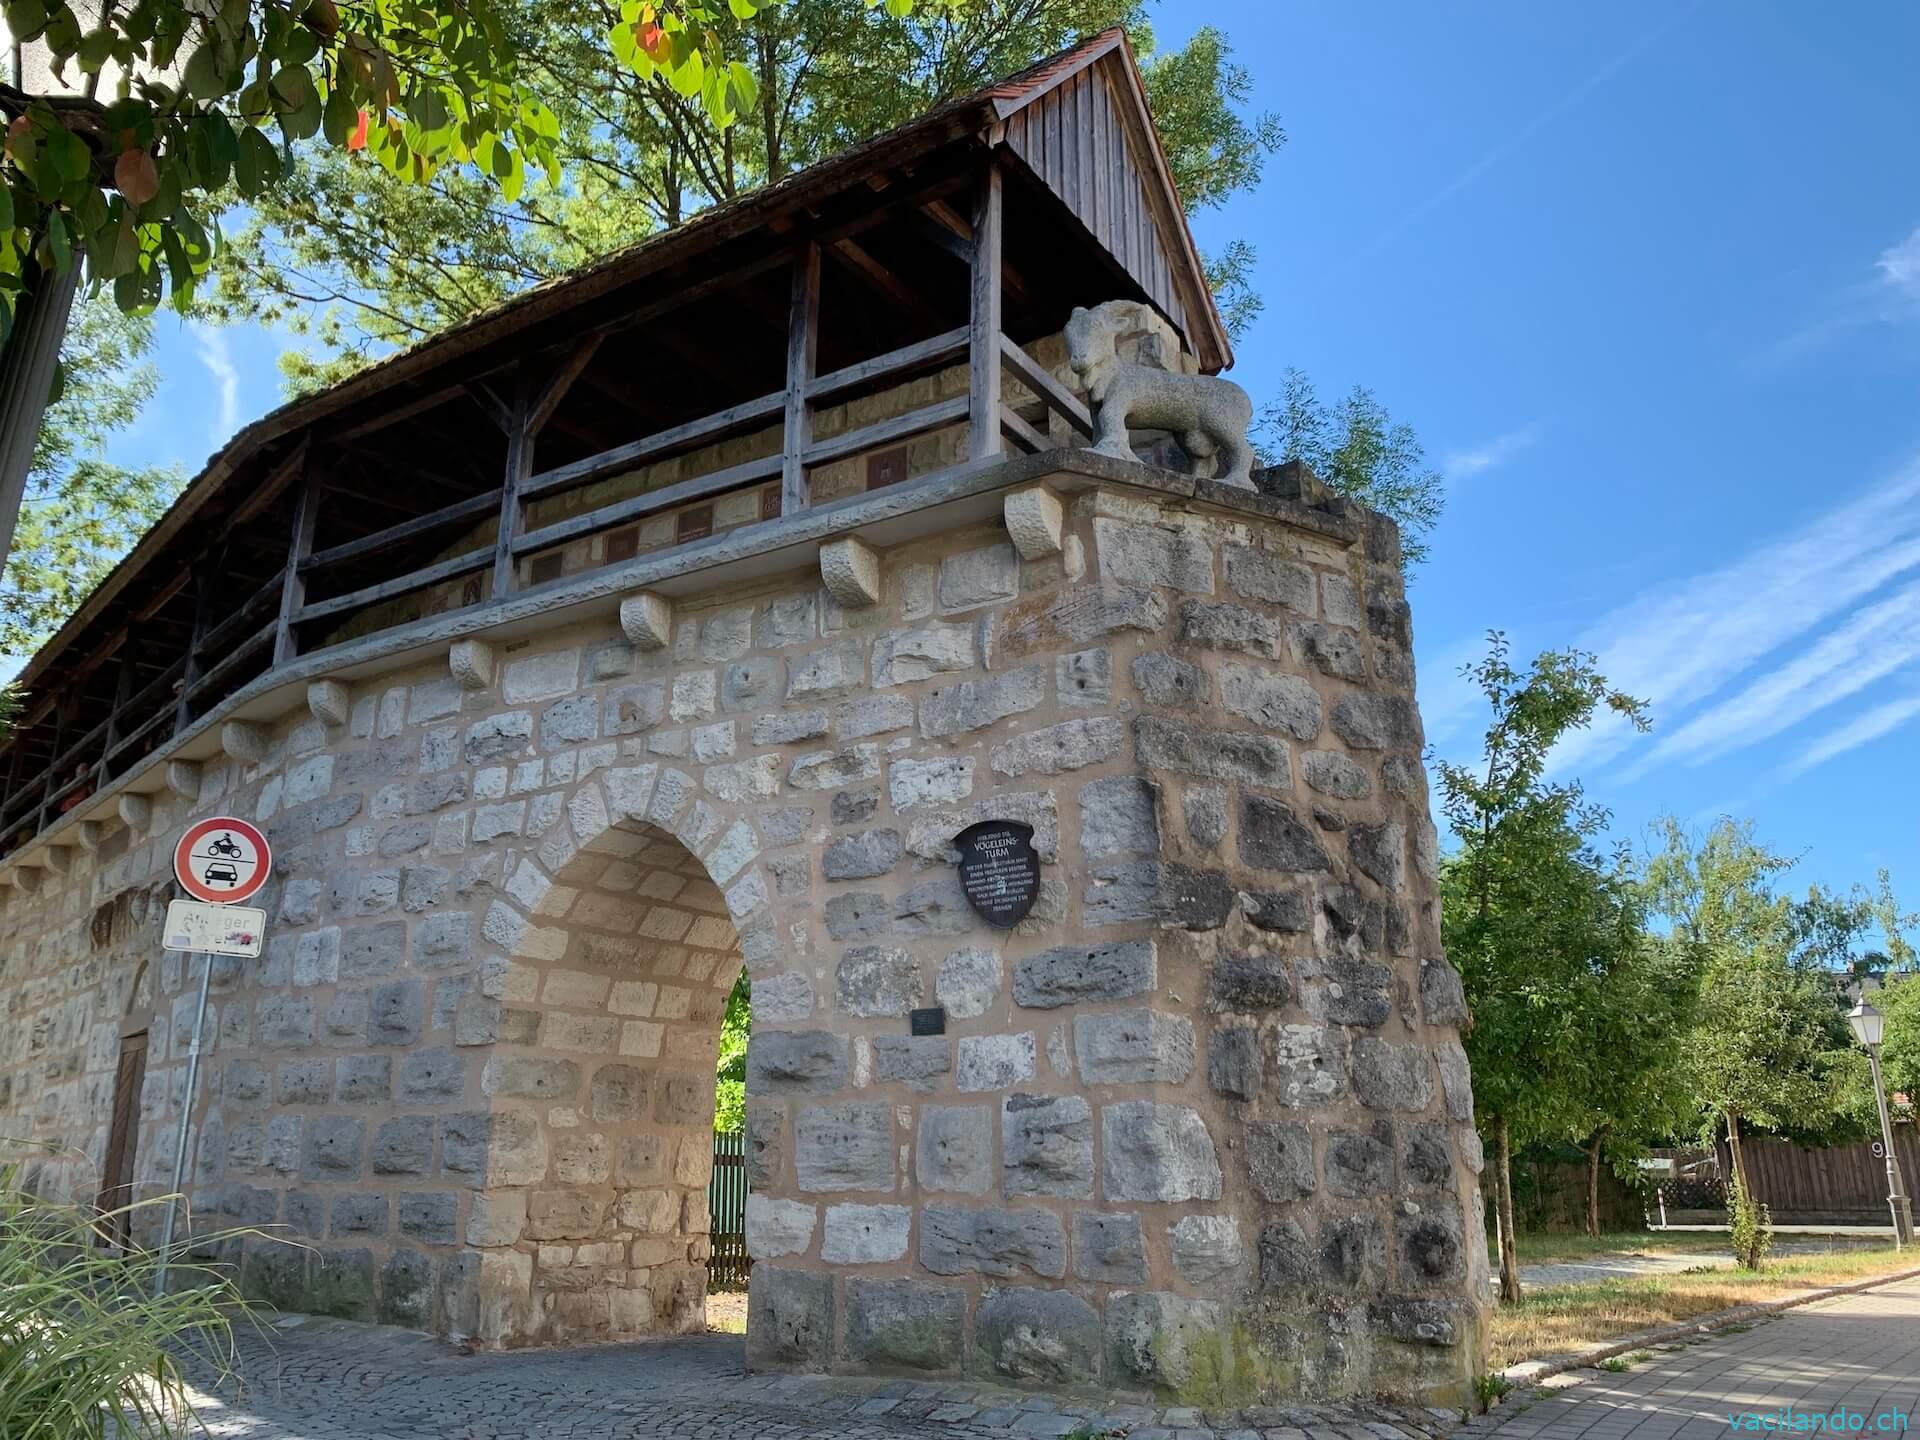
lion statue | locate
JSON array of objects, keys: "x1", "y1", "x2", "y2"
[{"x1": 1064, "y1": 300, "x2": 1255, "y2": 490}]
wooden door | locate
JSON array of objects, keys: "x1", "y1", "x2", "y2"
[{"x1": 96, "y1": 1030, "x2": 147, "y2": 1247}]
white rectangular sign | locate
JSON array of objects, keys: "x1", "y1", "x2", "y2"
[{"x1": 164, "y1": 899, "x2": 267, "y2": 958}]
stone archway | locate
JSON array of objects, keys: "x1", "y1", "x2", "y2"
[{"x1": 455, "y1": 802, "x2": 745, "y2": 1346}]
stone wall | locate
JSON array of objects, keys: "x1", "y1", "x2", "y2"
[{"x1": 0, "y1": 470, "x2": 1487, "y2": 1403}]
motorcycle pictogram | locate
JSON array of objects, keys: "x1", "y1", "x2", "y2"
[{"x1": 206, "y1": 833, "x2": 244, "y2": 859}]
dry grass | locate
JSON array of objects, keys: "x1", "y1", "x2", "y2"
[
  {"x1": 706, "y1": 1290, "x2": 748, "y2": 1335},
  {"x1": 1490, "y1": 1246, "x2": 1917, "y2": 1369}
]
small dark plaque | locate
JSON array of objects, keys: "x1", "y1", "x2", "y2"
[
  {"x1": 910, "y1": 1007, "x2": 947, "y2": 1037},
  {"x1": 954, "y1": 819, "x2": 1041, "y2": 929}
]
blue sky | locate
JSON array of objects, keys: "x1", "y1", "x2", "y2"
[{"x1": 97, "y1": 2, "x2": 1920, "y2": 902}]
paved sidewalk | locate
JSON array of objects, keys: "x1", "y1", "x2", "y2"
[
  {"x1": 182, "y1": 1314, "x2": 1457, "y2": 1440},
  {"x1": 1516, "y1": 1239, "x2": 1882, "y2": 1290},
  {"x1": 1482, "y1": 1275, "x2": 1920, "y2": 1440}
]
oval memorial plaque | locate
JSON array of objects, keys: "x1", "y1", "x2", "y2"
[{"x1": 954, "y1": 819, "x2": 1041, "y2": 929}]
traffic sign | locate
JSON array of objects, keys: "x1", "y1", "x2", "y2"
[
  {"x1": 173, "y1": 817, "x2": 272, "y2": 904},
  {"x1": 163, "y1": 899, "x2": 267, "y2": 958}
]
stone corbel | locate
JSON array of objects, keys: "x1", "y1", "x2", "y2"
[
  {"x1": 308, "y1": 679, "x2": 352, "y2": 727},
  {"x1": 166, "y1": 760, "x2": 201, "y2": 800},
  {"x1": 619, "y1": 592, "x2": 673, "y2": 651},
  {"x1": 819, "y1": 537, "x2": 880, "y2": 607},
  {"x1": 77, "y1": 820, "x2": 104, "y2": 852},
  {"x1": 449, "y1": 639, "x2": 496, "y2": 691},
  {"x1": 221, "y1": 720, "x2": 269, "y2": 764},
  {"x1": 1003, "y1": 483, "x2": 1064, "y2": 559},
  {"x1": 118, "y1": 793, "x2": 153, "y2": 830},
  {"x1": 12, "y1": 867, "x2": 39, "y2": 894},
  {"x1": 42, "y1": 845, "x2": 72, "y2": 874}
]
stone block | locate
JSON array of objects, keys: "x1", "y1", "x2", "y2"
[
  {"x1": 371, "y1": 1115, "x2": 434, "y2": 1177},
  {"x1": 819, "y1": 537, "x2": 880, "y2": 607},
  {"x1": 448, "y1": 638, "x2": 494, "y2": 690},
  {"x1": 1002, "y1": 1092, "x2": 1093, "y2": 1198},
  {"x1": 940, "y1": 541, "x2": 1020, "y2": 609},
  {"x1": 302, "y1": 1115, "x2": 366, "y2": 1181},
  {"x1": 747, "y1": 1267, "x2": 833, "y2": 1369},
  {"x1": 1207, "y1": 1025, "x2": 1262, "y2": 1101},
  {"x1": 975, "y1": 1287, "x2": 1100, "y2": 1386},
  {"x1": 397, "y1": 1047, "x2": 464, "y2": 1104},
  {"x1": 822, "y1": 828, "x2": 903, "y2": 881},
  {"x1": 915, "y1": 1105, "x2": 992, "y2": 1195},
  {"x1": 745, "y1": 1194, "x2": 816, "y2": 1259},
  {"x1": 790, "y1": 744, "x2": 881, "y2": 791},
  {"x1": 1246, "y1": 1121, "x2": 1316, "y2": 1201},
  {"x1": 1077, "y1": 774, "x2": 1160, "y2": 860},
  {"x1": 919, "y1": 664, "x2": 1046, "y2": 739},
  {"x1": 887, "y1": 755, "x2": 974, "y2": 810},
  {"x1": 871, "y1": 1034, "x2": 950, "y2": 1091},
  {"x1": 1012, "y1": 941, "x2": 1155, "y2": 1009},
  {"x1": 1223, "y1": 544, "x2": 1314, "y2": 610},
  {"x1": 1074, "y1": 1010, "x2": 1194, "y2": 1085},
  {"x1": 1419, "y1": 958, "x2": 1469, "y2": 1028},
  {"x1": 1351, "y1": 1037, "x2": 1434, "y2": 1113},
  {"x1": 1071, "y1": 1211, "x2": 1147, "y2": 1285},
  {"x1": 746, "y1": 1031, "x2": 848, "y2": 1094},
  {"x1": 525, "y1": 1189, "x2": 603, "y2": 1241},
  {"x1": 1094, "y1": 516, "x2": 1214, "y2": 593},
  {"x1": 379, "y1": 1249, "x2": 436, "y2": 1328},
  {"x1": 1349, "y1": 820, "x2": 1405, "y2": 892},
  {"x1": 1220, "y1": 661, "x2": 1323, "y2": 741},
  {"x1": 820, "y1": 1203, "x2": 911, "y2": 1263},
  {"x1": 309, "y1": 1248, "x2": 377, "y2": 1321},
  {"x1": 1101, "y1": 1103, "x2": 1221, "y2": 1203},
  {"x1": 1105, "y1": 1291, "x2": 1225, "y2": 1393},
  {"x1": 330, "y1": 1191, "x2": 388, "y2": 1236},
  {"x1": 1003, "y1": 484, "x2": 1065, "y2": 559},
  {"x1": 1327, "y1": 1130, "x2": 1394, "y2": 1199},
  {"x1": 919, "y1": 1205, "x2": 1066, "y2": 1279},
  {"x1": 399, "y1": 1192, "x2": 457, "y2": 1246},
  {"x1": 990, "y1": 716, "x2": 1124, "y2": 778},
  {"x1": 843, "y1": 1277, "x2": 966, "y2": 1372},
  {"x1": 466, "y1": 1191, "x2": 526, "y2": 1247},
  {"x1": 955, "y1": 1032, "x2": 1035, "y2": 1092},
  {"x1": 872, "y1": 621, "x2": 975, "y2": 687},
  {"x1": 1179, "y1": 598, "x2": 1286, "y2": 658},
  {"x1": 1134, "y1": 715, "x2": 1289, "y2": 787},
  {"x1": 1302, "y1": 750, "x2": 1373, "y2": 800},
  {"x1": 335, "y1": 1054, "x2": 391, "y2": 1104},
  {"x1": 834, "y1": 945, "x2": 919, "y2": 1017},
  {"x1": 793, "y1": 1103, "x2": 893, "y2": 1192},
  {"x1": 935, "y1": 947, "x2": 1000, "y2": 1020},
  {"x1": 1329, "y1": 693, "x2": 1421, "y2": 751},
  {"x1": 1056, "y1": 647, "x2": 1111, "y2": 708},
  {"x1": 1170, "y1": 1214, "x2": 1244, "y2": 1285},
  {"x1": 1239, "y1": 795, "x2": 1331, "y2": 872}
]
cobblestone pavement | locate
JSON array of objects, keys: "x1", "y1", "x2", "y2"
[
  {"x1": 1479, "y1": 1275, "x2": 1920, "y2": 1440},
  {"x1": 183, "y1": 1314, "x2": 1461, "y2": 1440}
]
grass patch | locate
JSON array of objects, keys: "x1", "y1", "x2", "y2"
[
  {"x1": 1511, "y1": 1231, "x2": 1736, "y2": 1264},
  {"x1": 1490, "y1": 1246, "x2": 1914, "y2": 1369}
]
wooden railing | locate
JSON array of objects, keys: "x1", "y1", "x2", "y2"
[{"x1": 0, "y1": 162, "x2": 1099, "y2": 864}]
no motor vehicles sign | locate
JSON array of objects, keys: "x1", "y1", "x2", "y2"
[{"x1": 173, "y1": 816, "x2": 272, "y2": 905}]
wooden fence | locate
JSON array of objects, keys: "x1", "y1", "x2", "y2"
[
  {"x1": 708, "y1": 1132, "x2": 750, "y2": 1290},
  {"x1": 1723, "y1": 1131, "x2": 1920, "y2": 1225}
]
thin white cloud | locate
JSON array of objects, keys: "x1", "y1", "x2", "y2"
[
  {"x1": 1758, "y1": 223, "x2": 1920, "y2": 366},
  {"x1": 1443, "y1": 423, "x2": 1545, "y2": 483},
  {"x1": 1783, "y1": 690, "x2": 1920, "y2": 778},
  {"x1": 1619, "y1": 578, "x2": 1920, "y2": 778},
  {"x1": 194, "y1": 326, "x2": 240, "y2": 452},
  {"x1": 1549, "y1": 455, "x2": 1920, "y2": 777},
  {"x1": 1875, "y1": 226, "x2": 1920, "y2": 302}
]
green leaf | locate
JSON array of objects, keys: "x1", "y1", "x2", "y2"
[
  {"x1": 181, "y1": 40, "x2": 222, "y2": 100},
  {"x1": 0, "y1": 183, "x2": 12, "y2": 232},
  {"x1": 727, "y1": 0, "x2": 758, "y2": 16},
  {"x1": 234, "y1": 126, "x2": 280, "y2": 198},
  {"x1": 76, "y1": 26, "x2": 114, "y2": 72},
  {"x1": 47, "y1": 128, "x2": 91, "y2": 184},
  {"x1": 44, "y1": 209, "x2": 72, "y2": 273},
  {"x1": 727, "y1": 60, "x2": 759, "y2": 113},
  {"x1": 3, "y1": 0, "x2": 50, "y2": 43},
  {"x1": 322, "y1": 81, "x2": 356, "y2": 147},
  {"x1": 41, "y1": 3, "x2": 80, "y2": 57},
  {"x1": 46, "y1": 358, "x2": 64, "y2": 406}
]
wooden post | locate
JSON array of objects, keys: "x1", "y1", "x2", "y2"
[
  {"x1": 174, "y1": 565, "x2": 217, "y2": 736},
  {"x1": 275, "y1": 458, "x2": 322, "y2": 668},
  {"x1": 492, "y1": 377, "x2": 534, "y2": 601},
  {"x1": 782, "y1": 241, "x2": 821, "y2": 515},
  {"x1": 34, "y1": 698, "x2": 69, "y2": 832},
  {"x1": 98, "y1": 660, "x2": 134, "y2": 788},
  {"x1": 968, "y1": 159, "x2": 1004, "y2": 462}
]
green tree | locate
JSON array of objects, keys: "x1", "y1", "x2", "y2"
[
  {"x1": 1642, "y1": 817, "x2": 1868, "y2": 1186},
  {"x1": 1254, "y1": 368, "x2": 1445, "y2": 567},
  {"x1": 204, "y1": 6, "x2": 1285, "y2": 386},
  {"x1": 713, "y1": 967, "x2": 748, "y2": 1134},
  {"x1": 1, "y1": 293, "x2": 182, "y2": 658},
  {"x1": 1435, "y1": 631, "x2": 1648, "y2": 1301}
]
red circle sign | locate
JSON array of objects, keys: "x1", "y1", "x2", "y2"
[{"x1": 173, "y1": 817, "x2": 272, "y2": 904}]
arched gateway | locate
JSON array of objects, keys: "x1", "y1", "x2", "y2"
[{"x1": 0, "y1": 29, "x2": 1487, "y2": 1408}]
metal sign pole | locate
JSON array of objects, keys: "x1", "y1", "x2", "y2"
[{"x1": 154, "y1": 950, "x2": 213, "y2": 1293}]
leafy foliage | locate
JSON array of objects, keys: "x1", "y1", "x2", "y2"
[
  {"x1": 0, "y1": 0, "x2": 964, "y2": 330},
  {"x1": 1254, "y1": 368, "x2": 1445, "y2": 567},
  {"x1": 0, "y1": 1169, "x2": 246, "y2": 1438},
  {"x1": 1435, "y1": 632, "x2": 1648, "y2": 1297},
  {"x1": 200, "y1": 4, "x2": 1283, "y2": 386},
  {"x1": 1, "y1": 293, "x2": 183, "y2": 658},
  {"x1": 1726, "y1": 1174, "x2": 1773, "y2": 1271},
  {"x1": 713, "y1": 966, "x2": 747, "y2": 1134}
]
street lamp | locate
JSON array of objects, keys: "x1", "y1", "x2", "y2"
[{"x1": 1847, "y1": 999, "x2": 1915, "y2": 1248}]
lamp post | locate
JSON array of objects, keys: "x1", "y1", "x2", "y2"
[{"x1": 1847, "y1": 999, "x2": 1915, "y2": 1248}]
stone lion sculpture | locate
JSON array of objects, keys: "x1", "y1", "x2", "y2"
[{"x1": 1065, "y1": 299, "x2": 1256, "y2": 490}]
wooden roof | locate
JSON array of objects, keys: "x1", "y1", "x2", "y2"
[{"x1": 9, "y1": 28, "x2": 1227, "y2": 703}]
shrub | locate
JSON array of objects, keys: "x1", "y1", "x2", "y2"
[
  {"x1": 1727, "y1": 1176, "x2": 1773, "y2": 1271},
  {"x1": 0, "y1": 1168, "x2": 249, "y2": 1438}
]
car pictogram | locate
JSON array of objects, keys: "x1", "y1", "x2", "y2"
[{"x1": 203, "y1": 862, "x2": 240, "y2": 886}]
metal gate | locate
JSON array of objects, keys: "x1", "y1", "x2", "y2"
[{"x1": 708, "y1": 1132, "x2": 750, "y2": 1289}]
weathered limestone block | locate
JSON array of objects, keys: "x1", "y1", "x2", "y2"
[
  {"x1": 618, "y1": 591, "x2": 673, "y2": 650},
  {"x1": 308, "y1": 679, "x2": 353, "y2": 727},
  {"x1": 818, "y1": 537, "x2": 880, "y2": 607},
  {"x1": 117, "y1": 791, "x2": 152, "y2": 829}
]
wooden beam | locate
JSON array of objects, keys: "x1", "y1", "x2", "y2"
[
  {"x1": 802, "y1": 395, "x2": 969, "y2": 468},
  {"x1": 468, "y1": 381, "x2": 514, "y2": 436},
  {"x1": 922, "y1": 195, "x2": 1034, "y2": 311},
  {"x1": 999, "y1": 403, "x2": 1050, "y2": 455},
  {"x1": 968, "y1": 162, "x2": 1004, "y2": 463},
  {"x1": 174, "y1": 566, "x2": 218, "y2": 735},
  {"x1": 333, "y1": 382, "x2": 474, "y2": 442},
  {"x1": 999, "y1": 333, "x2": 1093, "y2": 439},
  {"x1": 196, "y1": 566, "x2": 286, "y2": 660},
  {"x1": 303, "y1": 489, "x2": 503, "y2": 574},
  {"x1": 229, "y1": 444, "x2": 309, "y2": 528},
  {"x1": 529, "y1": 336, "x2": 604, "y2": 436},
  {"x1": 492, "y1": 378, "x2": 535, "y2": 601},
  {"x1": 297, "y1": 546, "x2": 494, "y2": 626},
  {"x1": 513, "y1": 454, "x2": 784, "y2": 557},
  {"x1": 521, "y1": 391, "x2": 786, "y2": 501},
  {"x1": 808, "y1": 327, "x2": 969, "y2": 403},
  {"x1": 275, "y1": 465, "x2": 323, "y2": 667},
  {"x1": 782, "y1": 241, "x2": 821, "y2": 515}
]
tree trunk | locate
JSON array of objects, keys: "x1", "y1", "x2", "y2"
[
  {"x1": 1586, "y1": 1129, "x2": 1606, "y2": 1237},
  {"x1": 0, "y1": 255, "x2": 81, "y2": 578},
  {"x1": 1496, "y1": 1114, "x2": 1522, "y2": 1303},
  {"x1": 1725, "y1": 1109, "x2": 1747, "y2": 1192}
]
